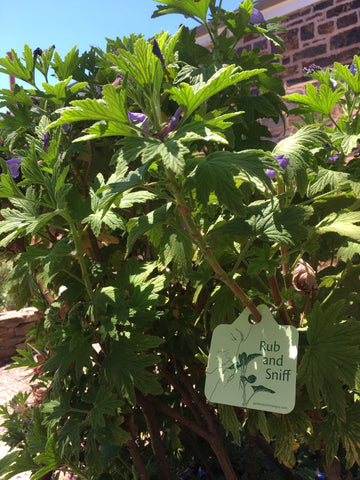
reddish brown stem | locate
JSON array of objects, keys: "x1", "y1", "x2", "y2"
[
  {"x1": 146, "y1": 395, "x2": 237, "y2": 480},
  {"x1": 320, "y1": 440, "x2": 342, "y2": 480},
  {"x1": 171, "y1": 358, "x2": 218, "y2": 434},
  {"x1": 267, "y1": 274, "x2": 292, "y2": 325},
  {"x1": 136, "y1": 392, "x2": 170, "y2": 479},
  {"x1": 168, "y1": 175, "x2": 262, "y2": 322},
  {"x1": 127, "y1": 437, "x2": 150, "y2": 480},
  {"x1": 159, "y1": 363, "x2": 204, "y2": 425},
  {"x1": 248, "y1": 435, "x2": 257, "y2": 480}
]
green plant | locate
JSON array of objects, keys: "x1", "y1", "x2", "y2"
[{"x1": 0, "y1": 1, "x2": 359, "y2": 479}]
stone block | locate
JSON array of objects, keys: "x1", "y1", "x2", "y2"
[
  {"x1": 14, "y1": 323, "x2": 33, "y2": 337},
  {"x1": 314, "y1": 0, "x2": 334, "y2": 11},
  {"x1": 336, "y1": 13, "x2": 358, "y2": 28},
  {"x1": 301, "y1": 23, "x2": 315, "y2": 41},
  {"x1": 318, "y1": 21, "x2": 335, "y2": 34},
  {"x1": 327, "y1": 0, "x2": 360, "y2": 18},
  {"x1": 330, "y1": 26, "x2": 360, "y2": 49},
  {"x1": 293, "y1": 44, "x2": 327, "y2": 61},
  {"x1": 253, "y1": 39, "x2": 268, "y2": 51}
]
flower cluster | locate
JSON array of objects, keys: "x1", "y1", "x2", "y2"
[
  {"x1": 266, "y1": 154, "x2": 290, "y2": 179},
  {"x1": 303, "y1": 64, "x2": 323, "y2": 74}
]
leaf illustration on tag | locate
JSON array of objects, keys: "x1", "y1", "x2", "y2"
[{"x1": 251, "y1": 385, "x2": 276, "y2": 394}]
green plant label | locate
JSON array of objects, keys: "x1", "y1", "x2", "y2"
[{"x1": 205, "y1": 304, "x2": 299, "y2": 414}]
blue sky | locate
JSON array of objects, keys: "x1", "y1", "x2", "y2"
[{"x1": 0, "y1": 0, "x2": 240, "y2": 91}]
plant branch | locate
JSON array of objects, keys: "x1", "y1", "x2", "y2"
[
  {"x1": 267, "y1": 274, "x2": 292, "y2": 325},
  {"x1": 136, "y1": 391, "x2": 171, "y2": 479},
  {"x1": 65, "y1": 215, "x2": 93, "y2": 300},
  {"x1": 167, "y1": 171, "x2": 261, "y2": 322},
  {"x1": 171, "y1": 357, "x2": 218, "y2": 434},
  {"x1": 159, "y1": 362, "x2": 204, "y2": 426},
  {"x1": 147, "y1": 394, "x2": 238, "y2": 480}
]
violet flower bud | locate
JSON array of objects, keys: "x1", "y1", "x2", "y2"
[
  {"x1": 151, "y1": 38, "x2": 166, "y2": 72},
  {"x1": 33, "y1": 48, "x2": 43, "y2": 58},
  {"x1": 159, "y1": 107, "x2": 183, "y2": 141},
  {"x1": 42, "y1": 132, "x2": 50, "y2": 152},
  {"x1": 6, "y1": 157, "x2": 22, "y2": 178},
  {"x1": 128, "y1": 111, "x2": 149, "y2": 131},
  {"x1": 329, "y1": 155, "x2": 339, "y2": 162},
  {"x1": 266, "y1": 168, "x2": 277, "y2": 180},
  {"x1": 249, "y1": 8, "x2": 267, "y2": 25},
  {"x1": 350, "y1": 63, "x2": 357, "y2": 75},
  {"x1": 274, "y1": 154, "x2": 290, "y2": 169}
]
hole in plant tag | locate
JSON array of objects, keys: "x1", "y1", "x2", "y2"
[{"x1": 205, "y1": 304, "x2": 299, "y2": 414}]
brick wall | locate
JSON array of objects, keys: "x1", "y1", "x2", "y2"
[
  {"x1": 0, "y1": 308, "x2": 37, "y2": 362},
  {"x1": 239, "y1": 0, "x2": 360, "y2": 138}
]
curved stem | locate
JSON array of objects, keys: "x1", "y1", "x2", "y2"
[{"x1": 166, "y1": 171, "x2": 261, "y2": 322}]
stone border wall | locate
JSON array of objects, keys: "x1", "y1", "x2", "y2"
[{"x1": 0, "y1": 308, "x2": 37, "y2": 362}]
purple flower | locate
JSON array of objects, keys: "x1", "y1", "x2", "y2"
[
  {"x1": 266, "y1": 168, "x2": 277, "y2": 180},
  {"x1": 159, "y1": 107, "x2": 183, "y2": 140},
  {"x1": 316, "y1": 469, "x2": 325, "y2": 479},
  {"x1": 350, "y1": 63, "x2": 357, "y2": 75},
  {"x1": 128, "y1": 111, "x2": 149, "y2": 131},
  {"x1": 274, "y1": 154, "x2": 290, "y2": 169},
  {"x1": 42, "y1": 132, "x2": 50, "y2": 152},
  {"x1": 6, "y1": 157, "x2": 22, "y2": 178},
  {"x1": 151, "y1": 38, "x2": 166, "y2": 71},
  {"x1": 329, "y1": 155, "x2": 339, "y2": 162},
  {"x1": 249, "y1": 8, "x2": 267, "y2": 25}
]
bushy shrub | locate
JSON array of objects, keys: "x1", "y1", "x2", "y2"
[{"x1": 0, "y1": 1, "x2": 359, "y2": 479}]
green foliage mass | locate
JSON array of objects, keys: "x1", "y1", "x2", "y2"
[{"x1": 0, "y1": 1, "x2": 359, "y2": 479}]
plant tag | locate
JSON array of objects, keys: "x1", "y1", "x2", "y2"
[{"x1": 205, "y1": 304, "x2": 299, "y2": 414}]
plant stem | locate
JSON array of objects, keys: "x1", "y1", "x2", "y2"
[
  {"x1": 248, "y1": 434, "x2": 257, "y2": 480},
  {"x1": 127, "y1": 437, "x2": 150, "y2": 480},
  {"x1": 167, "y1": 172, "x2": 262, "y2": 322},
  {"x1": 65, "y1": 215, "x2": 93, "y2": 300},
  {"x1": 136, "y1": 392, "x2": 171, "y2": 480},
  {"x1": 267, "y1": 274, "x2": 292, "y2": 325},
  {"x1": 147, "y1": 394, "x2": 238, "y2": 479}
]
